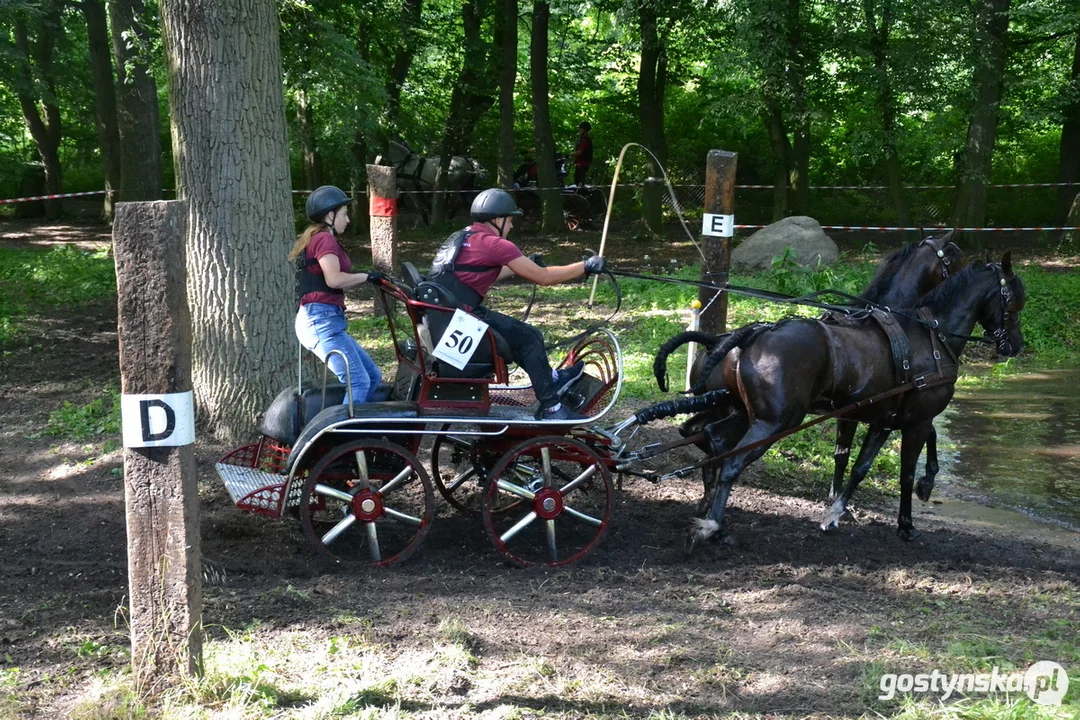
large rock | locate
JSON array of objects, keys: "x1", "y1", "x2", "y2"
[{"x1": 731, "y1": 216, "x2": 839, "y2": 269}]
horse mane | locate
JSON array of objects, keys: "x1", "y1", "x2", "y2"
[
  {"x1": 916, "y1": 261, "x2": 986, "y2": 310},
  {"x1": 861, "y1": 243, "x2": 922, "y2": 302}
]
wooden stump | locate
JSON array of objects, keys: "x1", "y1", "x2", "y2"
[
  {"x1": 698, "y1": 150, "x2": 737, "y2": 335},
  {"x1": 367, "y1": 164, "x2": 398, "y2": 315}
]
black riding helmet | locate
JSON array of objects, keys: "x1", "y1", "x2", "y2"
[
  {"x1": 578, "y1": 121, "x2": 591, "y2": 131},
  {"x1": 471, "y1": 188, "x2": 523, "y2": 222},
  {"x1": 306, "y1": 185, "x2": 352, "y2": 222}
]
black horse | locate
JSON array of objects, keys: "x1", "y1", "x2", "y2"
[
  {"x1": 681, "y1": 253, "x2": 1024, "y2": 551},
  {"x1": 653, "y1": 234, "x2": 967, "y2": 513}
]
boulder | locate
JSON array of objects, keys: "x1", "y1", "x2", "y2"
[{"x1": 731, "y1": 216, "x2": 839, "y2": 269}]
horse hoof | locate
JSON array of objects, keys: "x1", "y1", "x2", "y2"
[
  {"x1": 683, "y1": 534, "x2": 699, "y2": 556},
  {"x1": 897, "y1": 527, "x2": 921, "y2": 541},
  {"x1": 915, "y1": 483, "x2": 934, "y2": 502}
]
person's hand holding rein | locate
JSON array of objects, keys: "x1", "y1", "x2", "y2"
[{"x1": 506, "y1": 250, "x2": 606, "y2": 285}]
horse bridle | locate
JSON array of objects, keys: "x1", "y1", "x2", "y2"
[
  {"x1": 920, "y1": 235, "x2": 958, "y2": 279},
  {"x1": 984, "y1": 263, "x2": 1019, "y2": 354}
]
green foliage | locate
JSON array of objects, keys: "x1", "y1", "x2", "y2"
[
  {"x1": 0, "y1": 244, "x2": 115, "y2": 346},
  {"x1": 33, "y1": 387, "x2": 121, "y2": 442}
]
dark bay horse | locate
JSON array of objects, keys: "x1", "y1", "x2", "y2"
[
  {"x1": 683, "y1": 253, "x2": 1024, "y2": 551},
  {"x1": 653, "y1": 234, "x2": 967, "y2": 513}
]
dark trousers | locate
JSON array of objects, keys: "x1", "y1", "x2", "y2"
[
  {"x1": 474, "y1": 306, "x2": 557, "y2": 408},
  {"x1": 574, "y1": 164, "x2": 589, "y2": 186}
]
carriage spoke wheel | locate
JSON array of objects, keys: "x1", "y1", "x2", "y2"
[
  {"x1": 431, "y1": 424, "x2": 522, "y2": 515},
  {"x1": 481, "y1": 436, "x2": 613, "y2": 567},
  {"x1": 300, "y1": 439, "x2": 434, "y2": 567},
  {"x1": 563, "y1": 194, "x2": 592, "y2": 231}
]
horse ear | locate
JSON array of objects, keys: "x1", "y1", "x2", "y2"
[
  {"x1": 941, "y1": 229, "x2": 954, "y2": 243},
  {"x1": 1001, "y1": 250, "x2": 1013, "y2": 276}
]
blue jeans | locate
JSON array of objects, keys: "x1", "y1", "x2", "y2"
[{"x1": 295, "y1": 303, "x2": 382, "y2": 404}]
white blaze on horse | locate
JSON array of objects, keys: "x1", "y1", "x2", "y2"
[{"x1": 375, "y1": 139, "x2": 486, "y2": 224}]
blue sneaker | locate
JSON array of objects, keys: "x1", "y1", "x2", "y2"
[
  {"x1": 553, "y1": 361, "x2": 586, "y2": 397},
  {"x1": 536, "y1": 403, "x2": 586, "y2": 423}
]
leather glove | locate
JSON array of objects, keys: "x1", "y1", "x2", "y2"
[
  {"x1": 583, "y1": 252, "x2": 607, "y2": 276},
  {"x1": 528, "y1": 252, "x2": 546, "y2": 267},
  {"x1": 366, "y1": 270, "x2": 386, "y2": 284}
]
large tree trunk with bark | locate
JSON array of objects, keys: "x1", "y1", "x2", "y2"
[
  {"x1": 639, "y1": 4, "x2": 669, "y2": 233},
  {"x1": 160, "y1": 0, "x2": 295, "y2": 441},
  {"x1": 530, "y1": 0, "x2": 562, "y2": 229},
  {"x1": 1058, "y1": 27, "x2": 1080, "y2": 224},
  {"x1": 109, "y1": 0, "x2": 162, "y2": 201},
  {"x1": 495, "y1": 0, "x2": 518, "y2": 188},
  {"x1": 82, "y1": 0, "x2": 121, "y2": 220},
  {"x1": 951, "y1": 0, "x2": 1011, "y2": 247},
  {"x1": 432, "y1": 0, "x2": 497, "y2": 223},
  {"x1": 864, "y1": 0, "x2": 912, "y2": 236},
  {"x1": 13, "y1": 4, "x2": 64, "y2": 219}
]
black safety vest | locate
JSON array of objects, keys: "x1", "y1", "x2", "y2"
[
  {"x1": 295, "y1": 253, "x2": 344, "y2": 306},
  {"x1": 427, "y1": 229, "x2": 499, "y2": 308}
]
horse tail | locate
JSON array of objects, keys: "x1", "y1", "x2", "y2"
[
  {"x1": 690, "y1": 322, "x2": 772, "y2": 395},
  {"x1": 653, "y1": 331, "x2": 723, "y2": 393}
]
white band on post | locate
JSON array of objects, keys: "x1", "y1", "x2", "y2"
[
  {"x1": 121, "y1": 391, "x2": 196, "y2": 447},
  {"x1": 702, "y1": 213, "x2": 734, "y2": 238}
]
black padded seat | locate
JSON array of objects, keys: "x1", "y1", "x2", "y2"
[
  {"x1": 260, "y1": 380, "x2": 393, "y2": 446},
  {"x1": 401, "y1": 261, "x2": 423, "y2": 289},
  {"x1": 413, "y1": 281, "x2": 513, "y2": 366}
]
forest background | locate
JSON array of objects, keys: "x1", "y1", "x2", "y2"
[{"x1": 1, "y1": 0, "x2": 1079, "y2": 233}]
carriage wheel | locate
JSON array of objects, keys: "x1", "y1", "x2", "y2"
[
  {"x1": 481, "y1": 436, "x2": 614, "y2": 567},
  {"x1": 563, "y1": 194, "x2": 592, "y2": 231},
  {"x1": 431, "y1": 425, "x2": 523, "y2": 515},
  {"x1": 300, "y1": 439, "x2": 434, "y2": 567}
]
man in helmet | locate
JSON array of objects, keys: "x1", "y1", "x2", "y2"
[
  {"x1": 288, "y1": 185, "x2": 385, "y2": 405},
  {"x1": 571, "y1": 121, "x2": 593, "y2": 187},
  {"x1": 427, "y1": 187, "x2": 607, "y2": 421}
]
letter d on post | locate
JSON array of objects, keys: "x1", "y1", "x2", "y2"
[{"x1": 113, "y1": 200, "x2": 202, "y2": 692}]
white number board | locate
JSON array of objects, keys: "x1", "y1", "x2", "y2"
[
  {"x1": 121, "y1": 391, "x2": 196, "y2": 448},
  {"x1": 702, "y1": 213, "x2": 734, "y2": 238},
  {"x1": 432, "y1": 310, "x2": 490, "y2": 370}
]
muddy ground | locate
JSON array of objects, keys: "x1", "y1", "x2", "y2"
[{"x1": 1, "y1": 220, "x2": 1077, "y2": 718}]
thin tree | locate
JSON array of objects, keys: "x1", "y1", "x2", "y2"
[
  {"x1": 159, "y1": 0, "x2": 295, "y2": 440},
  {"x1": 108, "y1": 0, "x2": 161, "y2": 201},
  {"x1": 1058, "y1": 26, "x2": 1079, "y2": 225},
  {"x1": 495, "y1": 0, "x2": 518, "y2": 188},
  {"x1": 530, "y1": 0, "x2": 562, "y2": 229},
  {"x1": 638, "y1": 0, "x2": 670, "y2": 232},
  {"x1": 81, "y1": 0, "x2": 121, "y2": 220},
  {"x1": 951, "y1": 0, "x2": 1011, "y2": 247}
]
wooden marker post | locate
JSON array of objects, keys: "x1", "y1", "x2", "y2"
[
  {"x1": 367, "y1": 164, "x2": 398, "y2": 315},
  {"x1": 698, "y1": 150, "x2": 737, "y2": 335},
  {"x1": 113, "y1": 200, "x2": 202, "y2": 692}
]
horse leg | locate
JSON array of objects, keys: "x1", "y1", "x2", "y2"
[
  {"x1": 915, "y1": 424, "x2": 938, "y2": 502},
  {"x1": 830, "y1": 419, "x2": 858, "y2": 502},
  {"x1": 898, "y1": 422, "x2": 934, "y2": 540},
  {"x1": 686, "y1": 420, "x2": 782, "y2": 555},
  {"x1": 820, "y1": 425, "x2": 892, "y2": 531},
  {"x1": 695, "y1": 412, "x2": 747, "y2": 514}
]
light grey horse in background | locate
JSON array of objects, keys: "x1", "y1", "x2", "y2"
[{"x1": 375, "y1": 139, "x2": 485, "y2": 225}]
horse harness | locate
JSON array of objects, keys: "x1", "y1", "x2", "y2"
[{"x1": 919, "y1": 235, "x2": 956, "y2": 279}]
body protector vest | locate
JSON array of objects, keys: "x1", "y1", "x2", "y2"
[
  {"x1": 427, "y1": 229, "x2": 499, "y2": 308},
  {"x1": 295, "y1": 253, "x2": 344, "y2": 306}
]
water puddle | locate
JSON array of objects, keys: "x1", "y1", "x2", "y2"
[{"x1": 934, "y1": 365, "x2": 1080, "y2": 534}]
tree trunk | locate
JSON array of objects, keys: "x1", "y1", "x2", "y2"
[
  {"x1": 864, "y1": 0, "x2": 912, "y2": 236},
  {"x1": 384, "y1": 0, "x2": 424, "y2": 145},
  {"x1": 951, "y1": 0, "x2": 1011, "y2": 247},
  {"x1": 297, "y1": 88, "x2": 322, "y2": 189},
  {"x1": 530, "y1": 0, "x2": 563, "y2": 229},
  {"x1": 763, "y1": 101, "x2": 790, "y2": 221},
  {"x1": 82, "y1": 0, "x2": 122, "y2": 220},
  {"x1": 1058, "y1": 27, "x2": 1080, "y2": 224},
  {"x1": 495, "y1": 0, "x2": 518, "y2": 188},
  {"x1": 432, "y1": 0, "x2": 497, "y2": 223},
  {"x1": 639, "y1": 5, "x2": 669, "y2": 232},
  {"x1": 13, "y1": 6, "x2": 64, "y2": 219},
  {"x1": 786, "y1": 0, "x2": 810, "y2": 215},
  {"x1": 159, "y1": 0, "x2": 295, "y2": 442},
  {"x1": 109, "y1": 0, "x2": 162, "y2": 201}
]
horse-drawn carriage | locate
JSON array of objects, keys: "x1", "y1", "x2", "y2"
[{"x1": 215, "y1": 235, "x2": 1028, "y2": 567}]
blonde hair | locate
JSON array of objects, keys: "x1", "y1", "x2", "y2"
[{"x1": 287, "y1": 223, "x2": 329, "y2": 261}]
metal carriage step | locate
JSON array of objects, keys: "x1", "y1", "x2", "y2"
[{"x1": 215, "y1": 462, "x2": 287, "y2": 519}]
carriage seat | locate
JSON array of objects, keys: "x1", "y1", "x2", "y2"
[
  {"x1": 412, "y1": 280, "x2": 512, "y2": 380},
  {"x1": 260, "y1": 380, "x2": 393, "y2": 446}
]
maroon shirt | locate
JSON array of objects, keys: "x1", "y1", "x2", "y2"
[
  {"x1": 299, "y1": 231, "x2": 351, "y2": 308},
  {"x1": 453, "y1": 223, "x2": 524, "y2": 303}
]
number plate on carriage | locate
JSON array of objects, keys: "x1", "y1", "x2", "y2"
[{"x1": 432, "y1": 310, "x2": 489, "y2": 370}]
